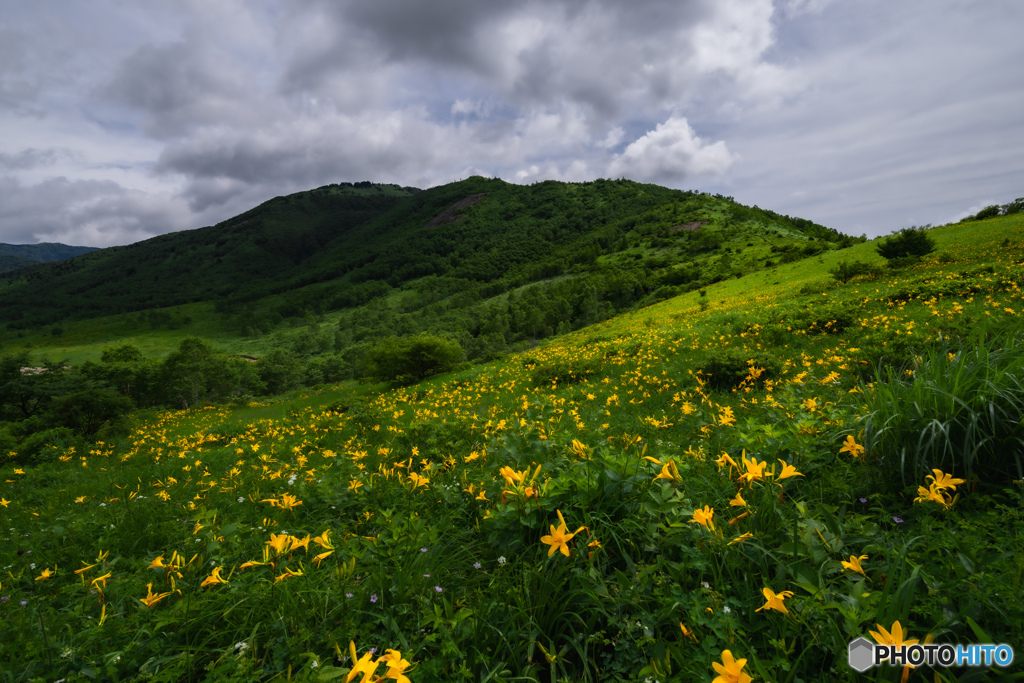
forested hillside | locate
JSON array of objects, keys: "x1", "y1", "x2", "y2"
[
  {"x1": 0, "y1": 242, "x2": 98, "y2": 274},
  {"x1": 0, "y1": 178, "x2": 850, "y2": 331}
]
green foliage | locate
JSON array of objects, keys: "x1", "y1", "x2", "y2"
[
  {"x1": 875, "y1": 227, "x2": 936, "y2": 261},
  {"x1": 43, "y1": 387, "x2": 134, "y2": 436},
  {"x1": 861, "y1": 332, "x2": 1024, "y2": 489},
  {"x1": 694, "y1": 348, "x2": 781, "y2": 391},
  {"x1": 828, "y1": 260, "x2": 870, "y2": 284},
  {"x1": 256, "y1": 349, "x2": 303, "y2": 395},
  {"x1": 366, "y1": 334, "x2": 464, "y2": 383}
]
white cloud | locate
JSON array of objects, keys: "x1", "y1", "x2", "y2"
[{"x1": 608, "y1": 116, "x2": 737, "y2": 183}]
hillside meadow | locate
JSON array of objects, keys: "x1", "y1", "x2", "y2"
[{"x1": 1, "y1": 214, "x2": 1023, "y2": 682}]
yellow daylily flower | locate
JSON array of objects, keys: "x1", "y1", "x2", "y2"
[
  {"x1": 690, "y1": 505, "x2": 715, "y2": 531},
  {"x1": 869, "y1": 620, "x2": 918, "y2": 648},
  {"x1": 738, "y1": 451, "x2": 768, "y2": 485},
  {"x1": 653, "y1": 459, "x2": 681, "y2": 482},
  {"x1": 289, "y1": 534, "x2": 311, "y2": 553},
  {"x1": 841, "y1": 554, "x2": 868, "y2": 576},
  {"x1": 712, "y1": 649, "x2": 752, "y2": 683},
  {"x1": 346, "y1": 641, "x2": 378, "y2": 683},
  {"x1": 727, "y1": 532, "x2": 754, "y2": 546},
  {"x1": 266, "y1": 533, "x2": 291, "y2": 555},
  {"x1": 926, "y1": 469, "x2": 965, "y2": 491},
  {"x1": 139, "y1": 583, "x2": 171, "y2": 608},
  {"x1": 755, "y1": 586, "x2": 794, "y2": 614},
  {"x1": 200, "y1": 566, "x2": 228, "y2": 587},
  {"x1": 35, "y1": 567, "x2": 56, "y2": 581},
  {"x1": 774, "y1": 459, "x2": 804, "y2": 480},
  {"x1": 377, "y1": 649, "x2": 413, "y2": 683},
  {"x1": 540, "y1": 509, "x2": 588, "y2": 557},
  {"x1": 273, "y1": 567, "x2": 303, "y2": 583},
  {"x1": 839, "y1": 435, "x2": 865, "y2": 458}
]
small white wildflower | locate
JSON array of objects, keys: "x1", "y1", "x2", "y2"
[
  {"x1": 498, "y1": 556, "x2": 506, "y2": 565},
  {"x1": 723, "y1": 606, "x2": 732, "y2": 614},
  {"x1": 238, "y1": 497, "x2": 245, "y2": 503},
  {"x1": 702, "y1": 581, "x2": 710, "y2": 589}
]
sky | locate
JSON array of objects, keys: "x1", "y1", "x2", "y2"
[{"x1": 1, "y1": 0, "x2": 1022, "y2": 248}]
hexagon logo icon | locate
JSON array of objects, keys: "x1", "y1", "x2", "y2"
[{"x1": 848, "y1": 637, "x2": 875, "y2": 672}]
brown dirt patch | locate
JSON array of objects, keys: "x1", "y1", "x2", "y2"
[
  {"x1": 670, "y1": 220, "x2": 708, "y2": 232},
  {"x1": 425, "y1": 193, "x2": 487, "y2": 227}
]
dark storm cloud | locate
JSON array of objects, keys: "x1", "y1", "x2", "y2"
[
  {"x1": 100, "y1": 38, "x2": 260, "y2": 139},
  {"x1": 1, "y1": 0, "x2": 1021, "y2": 247},
  {"x1": 282, "y1": 0, "x2": 724, "y2": 117}
]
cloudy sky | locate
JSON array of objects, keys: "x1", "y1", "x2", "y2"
[{"x1": 2, "y1": 0, "x2": 1022, "y2": 247}]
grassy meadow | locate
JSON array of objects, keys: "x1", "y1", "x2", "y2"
[{"x1": 2, "y1": 215, "x2": 1023, "y2": 682}]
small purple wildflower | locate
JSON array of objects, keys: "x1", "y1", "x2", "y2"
[
  {"x1": 420, "y1": 547, "x2": 427, "y2": 553},
  {"x1": 345, "y1": 593, "x2": 353, "y2": 599},
  {"x1": 423, "y1": 574, "x2": 430, "y2": 578},
  {"x1": 20, "y1": 600, "x2": 28, "y2": 606},
  {"x1": 434, "y1": 586, "x2": 443, "y2": 593},
  {"x1": 893, "y1": 516, "x2": 904, "y2": 524},
  {"x1": 859, "y1": 498, "x2": 867, "y2": 503},
  {"x1": 370, "y1": 594, "x2": 378, "y2": 603},
  {"x1": 473, "y1": 562, "x2": 482, "y2": 570}
]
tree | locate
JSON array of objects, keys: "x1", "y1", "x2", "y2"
[
  {"x1": 366, "y1": 335, "x2": 463, "y2": 383},
  {"x1": 875, "y1": 227, "x2": 936, "y2": 261},
  {"x1": 829, "y1": 260, "x2": 869, "y2": 284}
]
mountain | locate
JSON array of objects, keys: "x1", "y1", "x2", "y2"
[
  {"x1": 0, "y1": 242, "x2": 98, "y2": 274},
  {"x1": 0, "y1": 177, "x2": 857, "y2": 340}
]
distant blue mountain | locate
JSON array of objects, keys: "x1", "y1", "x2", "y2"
[{"x1": 0, "y1": 242, "x2": 98, "y2": 273}]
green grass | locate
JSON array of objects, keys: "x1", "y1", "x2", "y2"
[{"x1": 2, "y1": 216, "x2": 1024, "y2": 681}]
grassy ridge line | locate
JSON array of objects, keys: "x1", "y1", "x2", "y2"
[
  {"x1": 0, "y1": 215, "x2": 1022, "y2": 681},
  {"x1": 1, "y1": 177, "x2": 848, "y2": 364},
  {"x1": 11, "y1": 211, "x2": 1020, "y2": 366}
]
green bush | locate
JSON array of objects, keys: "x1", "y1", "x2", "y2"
[
  {"x1": 530, "y1": 357, "x2": 603, "y2": 386},
  {"x1": 875, "y1": 227, "x2": 936, "y2": 261},
  {"x1": 44, "y1": 388, "x2": 134, "y2": 437},
  {"x1": 366, "y1": 334, "x2": 463, "y2": 383},
  {"x1": 828, "y1": 260, "x2": 869, "y2": 284},
  {"x1": 695, "y1": 348, "x2": 782, "y2": 391}
]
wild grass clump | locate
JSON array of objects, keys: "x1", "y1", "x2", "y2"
[{"x1": 861, "y1": 330, "x2": 1024, "y2": 490}]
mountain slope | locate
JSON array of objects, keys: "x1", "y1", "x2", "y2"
[
  {"x1": 0, "y1": 183, "x2": 419, "y2": 324},
  {"x1": 0, "y1": 177, "x2": 852, "y2": 335},
  {"x1": 0, "y1": 242, "x2": 98, "y2": 274}
]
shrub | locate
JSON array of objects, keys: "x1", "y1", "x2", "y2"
[
  {"x1": 875, "y1": 227, "x2": 936, "y2": 261},
  {"x1": 828, "y1": 260, "x2": 869, "y2": 284},
  {"x1": 44, "y1": 388, "x2": 134, "y2": 437},
  {"x1": 366, "y1": 334, "x2": 463, "y2": 383},
  {"x1": 530, "y1": 357, "x2": 603, "y2": 386},
  {"x1": 695, "y1": 349, "x2": 782, "y2": 391},
  {"x1": 973, "y1": 205, "x2": 1001, "y2": 221}
]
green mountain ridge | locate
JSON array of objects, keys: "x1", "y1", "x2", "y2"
[
  {"x1": 0, "y1": 177, "x2": 852, "y2": 336},
  {"x1": 0, "y1": 242, "x2": 98, "y2": 274}
]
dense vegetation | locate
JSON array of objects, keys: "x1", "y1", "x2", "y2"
[
  {"x1": 0, "y1": 178, "x2": 862, "y2": 459},
  {"x1": 0, "y1": 242, "x2": 98, "y2": 274},
  {"x1": 0, "y1": 206, "x2": 1022, "y2": 681}
]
